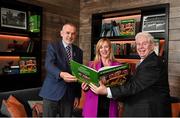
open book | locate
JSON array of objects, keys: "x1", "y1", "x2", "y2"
[{"x1": 70, "y1": 60, "x2": 129, "y2": 87}]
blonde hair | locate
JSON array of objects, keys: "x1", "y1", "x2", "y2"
[{"x1": 93, "y1": 38, "x2": 115, "y2": 66}]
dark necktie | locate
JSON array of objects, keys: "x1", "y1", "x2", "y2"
[{"x1": 66, "y1": 45, "x2": 71, "y2": 61}]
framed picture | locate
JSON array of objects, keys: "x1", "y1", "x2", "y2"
[
  {"x1": 142, "y1": 14, "x2": 166, "y2": 33},
  {"x1": 120, "y1": 19, "x2": 136, "y2": 37},
  {"x1": 100, "y1": 17, "x2": 121, "y2": 37},
  {"x1": 1, "y1": 7, "x2": 27, "y2": 30},
  {"x1": 19, "y1": 57, "x2": 37, "y2": 74}
]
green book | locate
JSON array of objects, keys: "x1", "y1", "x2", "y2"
[
  {"x1": 29, "y1": 15, "x2": 40, "y2": 32},
  {"x1": 120, "y1": 19, "x2": 136, "y2": 37},
  {"x1": 19, "y1": 57, "x2": 37, "y2": 74},
  {"x1": 70, "y1": 60, "x2": 129, "y2": 87}
]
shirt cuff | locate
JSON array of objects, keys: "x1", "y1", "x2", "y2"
[{"x1": 107, "y1": 87, "x2": 112, "y2": 98}]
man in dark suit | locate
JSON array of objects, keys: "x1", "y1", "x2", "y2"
[
  {"x1": 39, "y1": 23, "x2": 83, "y2": 117},
  {"x1": 89, "y1": 32, "x2": 171, "y2": 117}
]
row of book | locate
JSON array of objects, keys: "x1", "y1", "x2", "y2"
[
  {"x1": 112, "y1": 39, "x2": 164, "y2": 56},
  {"x1": 93, "y1": 43, "x2": 137, "y2": 56},
  {"x1": 112, "y1": 43, "x2": 137, "y2": 56}
]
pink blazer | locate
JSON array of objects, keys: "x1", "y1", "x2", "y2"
[{"x1": 82, "y1": 61, "x2": 121, "y2": 117}]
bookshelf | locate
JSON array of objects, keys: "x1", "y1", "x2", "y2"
[
  {"x1": 91, "y1": 4, "x2": 169, "y2": 74},
  {"x1": 0, "y1": 0, "x2": 42, "y2": 92}
]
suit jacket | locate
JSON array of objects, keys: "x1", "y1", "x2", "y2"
[
  {"x1": 82, "y1": 61, "x2": 120, "y2": 117},
  {"x1": 110, "y1": 52, "x2": 171, "y2": 117},
  {"x1": 39, "y1": 39, "x2": 83, "y2": 101}
]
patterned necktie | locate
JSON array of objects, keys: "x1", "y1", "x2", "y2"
[{"x1": 66, "y1": 45, "x2": 71, "y2": 61}]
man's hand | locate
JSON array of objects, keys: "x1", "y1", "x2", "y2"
[
  {"x1": 32, "y1": 103, "x2": 43, "y2": 117},
  {"x1": 73, "y1": 97, "x2": 80, "y2": 108},
  {"x1": 60, "y1": 72, "x2": 77, "y2": 82},
  {"x1": 89, "y1": 81, "x2": 108, "y2": 95}
]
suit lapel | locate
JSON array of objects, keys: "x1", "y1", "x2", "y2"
[
  {"x1": 72, "y1": 45, "x2": 75, "y2": 60},
  {"x1": 72, "y1": 45, "x2": 78, "y2": 61},
  {"x1": 136, "y1": 52, "x2": 156, "y2": 71}
]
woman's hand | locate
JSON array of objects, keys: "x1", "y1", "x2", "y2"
[{"x1": 81, "y1": 82, "x2": 89, "y2": 91}]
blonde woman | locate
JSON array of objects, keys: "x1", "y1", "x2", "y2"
[{"x1": 82, "y1": 38, "x2": 122, "y2": 117}]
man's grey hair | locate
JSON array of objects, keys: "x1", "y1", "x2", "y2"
[{"x1": 135, "y1": 32, "x2": 154, "y2": 45}]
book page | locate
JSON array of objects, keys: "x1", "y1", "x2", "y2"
[
  {"x1": 98, "y1": 65, "x2": 120, "y2": 71},
  {"x1": 99, "y1": 63, "x2": 129, "y2": 87}
]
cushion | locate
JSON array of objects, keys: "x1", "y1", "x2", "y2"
[
  {"x1": 171, "y1": 102, "x2": 180, "y2": 117},
  {"x1": 0, "y1": 95, "x2": 27, "y2": 117},
  {"x1": 1, "y1": 100, "x2": 10, "y2": 116}
]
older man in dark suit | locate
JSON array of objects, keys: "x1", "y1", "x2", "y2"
[
  {"x1": 39, "y1": 23, "x2": 83, "y2": 117},
  {"x1": 89, "y1": 32, "x2": 171, "y2": 117}
]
